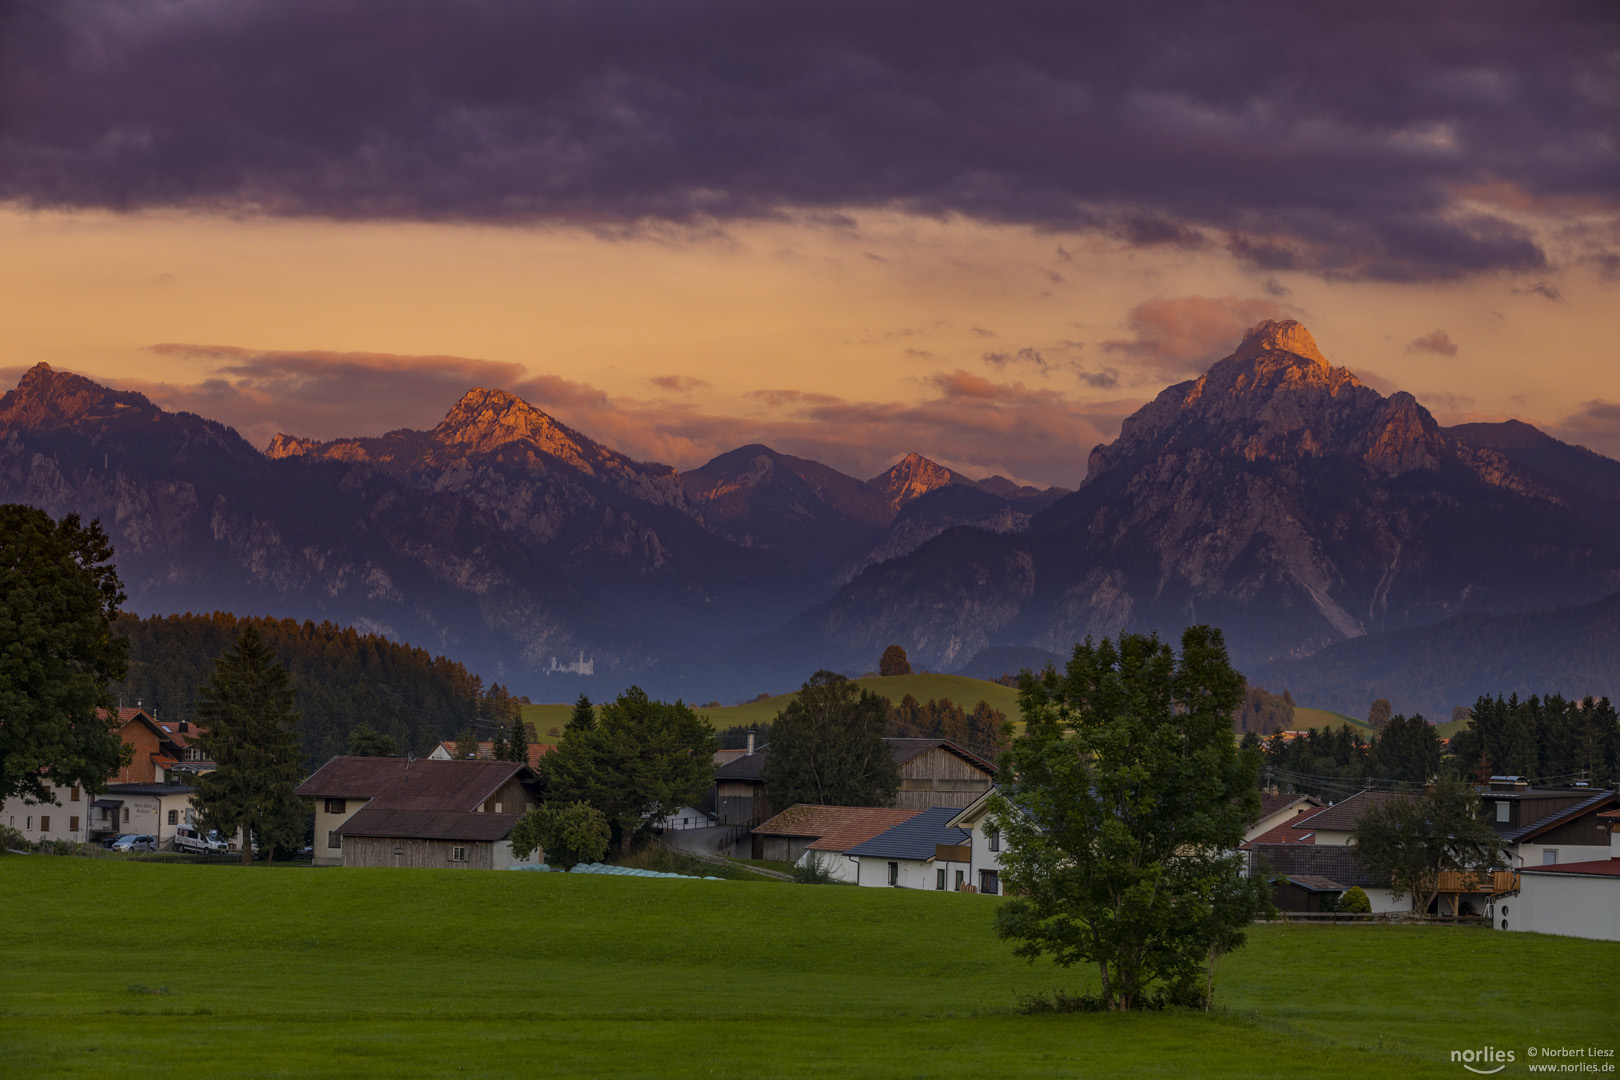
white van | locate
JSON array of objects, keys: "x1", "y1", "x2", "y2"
[{"x1": 173, "y1": 824, "x2": 229, "y2": 854}]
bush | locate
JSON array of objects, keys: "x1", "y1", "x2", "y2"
[
  {"x1": 0, "y1": 825, "x2": 28, "y2": 853},
  {"x1": 1338, "y1": 885, "x2": 1372, "y2": 913},
  {"x1": 791, "y1": 851, "x2": 841, "y2": 885},
  {"x1": 509, "y1": 802, "x2": 610, "y2": 870}
]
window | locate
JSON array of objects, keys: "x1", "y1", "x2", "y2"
[
  {"x1": 936, "y1": 868, "x2": 946, "y2": 891},
  {"x1": 955, "y1": 869, "x2": 965, "y2": 891},
  {"x1": 452, "y1": 846, "x2": 468, "y2": 863},
  {"x1": 123, "y1": 807, "x2": 130, "y2": 823},
  {"x1": 70, "y1": 786, "x2": 81, "y2": 802},
  {"x1": 887, "y1": 861, "x2": 899, "y2": 886},
  {"x1": 70, "y1": 816, "x2": 79, "y2": 832},
  {"x1": 986, "y1": 827, "x2": 1001, "y2": 853},
  {"x1": 979, "y1": 870, "x2": 1000, "y2": 895},
  {"x1": 40, "y1": 816, "x2": 50, "y2": 832},
  {"x1": 327, "y1": 831, "x2": 342, "y2": 850},
  {"x1": 26, "y1": 816, "x2": 32, "y2": 830},
  {"x1": 324, "y1": 798, "x2": 347, "y2": 815},
  {"x1": 1495, "y1": 802, "x2": 1510, "y2": 823},
  {"x1": 168, "y1": 810, "x2": 178, "y2": 825},
  {"x1": 1543, "y1": 849, "x2": 1558, "y2": 865}
]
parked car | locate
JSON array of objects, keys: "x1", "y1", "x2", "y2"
[
  {"x1": 173, "y1": 825, "x2": 229, "y2": 855},
  {"x1": 110, "y1": 834, "x2": 156, "y2": 853}
]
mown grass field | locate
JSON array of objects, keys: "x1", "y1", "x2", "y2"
[
  {"x1": 2, "y1": 858, "x2": 1614, "y2": 1079},
  {"x1": 1290, "y1": 706, "x2": 1371, "y2": 732}
]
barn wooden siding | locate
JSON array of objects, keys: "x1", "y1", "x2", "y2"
[
  {"x1": 895, "y1": 747, "x2": 993, "y2": 810},
  {"x1": 344, "y1": 835, "x2": 495, "y2": 870}
]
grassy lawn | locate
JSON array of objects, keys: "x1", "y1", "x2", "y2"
[
  {"x1": 2, "y1": 858, "x2": 1613, "y2": 1078},
  {"x1": 1290, "y1": 706, "x2": 1370, "y2": 732}
]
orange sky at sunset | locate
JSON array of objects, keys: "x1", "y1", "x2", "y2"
[{"x1": 3, "y1": 203, "x2": 1614, "y2": 489}]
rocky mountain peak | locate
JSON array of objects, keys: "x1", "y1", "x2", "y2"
[
  {"x1": 869, "y1": 452, "x2": 969, "y2": 510},
  {"x1": 431, "y1": 387, "x2": 587, "y2": 462},
  {"x1": 1087, "y1": 320, "x2": 1445, "y2": 481},
  {"x1": 1233, "y1": 319, "x2": 1327, "y2": 365},
  {"x1": 1, "y1": 362, "x2": 157, "y2": 430}
]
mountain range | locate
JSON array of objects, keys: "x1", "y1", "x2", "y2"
[{"x1": 7, "y1": 318, "x2": 1620, "y2": 714}]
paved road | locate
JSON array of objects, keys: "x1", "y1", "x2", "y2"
[{"x1": 661, "y1": 824, "x2": 731, "y2": 858}]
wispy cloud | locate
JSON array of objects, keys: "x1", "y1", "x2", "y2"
[
  {"x1": 1407, "y1": 330, "x2": 1460, "y2": 356},
  {"x1": 1102, "y1": 295, "x2": 1284, "y2": 378}
]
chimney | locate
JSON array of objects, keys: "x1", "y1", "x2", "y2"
[
  {"x1": 178, "y1": 720, "x2": 189, "y2": 734},
  {"x1": 746, "y1": 731, "x2": 756, "y2": 756}
]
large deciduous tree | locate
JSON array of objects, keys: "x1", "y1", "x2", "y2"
[
  {"x1": 762, "y1": 670, "x2": 900, "y2": 809},
  {"x1": 0, "y1": 505, "x2": 130, "y2": 805},
  {"x1": 990, "y1": 626, "x2": 1263, "y2": 1011},
  {"x1": 191, "y1": 626, "x2": 308, "y2": 865},
  {"x1": 1350, "y1": 777, "x2": 1505, "y2": 914},
  {"x1": 509, "y1": 801, "x2": 611, "y2": 869},
  {"x1": 543, "y1": 687, "x2": 715, "y2": 852},
  {"x1": 879, "y1": 645, "x2": 912, "y2": 677}
]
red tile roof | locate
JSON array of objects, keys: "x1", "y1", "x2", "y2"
[
  {"x1": 1521, "y1": 857, "x2": 1620, "y2": 878},
  {"x1": 296, "y1": 757, "x2": 528, "y2": 812},
  {"x1": 1241, "y1": 812, "x2": 1321, "y2": 849},
  {"x1": 1259, "y1": 792, "x2": 1320, "y2": 819},
  {"x1": 753, "y1": 804, "x2": 923, "y2": 852}
]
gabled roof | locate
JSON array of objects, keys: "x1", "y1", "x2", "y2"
[
  {"x1": 1502, "y1": 790, "x2": 1619, "y2": 843},
  {"x1": 295, "y1": 757, "x2": 528, "y2": 812},
  {"x1": 846, "y1": 806, "x2": 969, "y2": 861},
  {"x1": 1241, "y1": 814, "x2": 1319, "y2": 849},
  {"x1": 103, "y1": 782, "x2": 195, "y2": 796},
  {"x1": 751, "y1": 804, "x2": 921, "y2": 852},
  {"x1": 715, "y1": 747, "x2": 770, "y2": 781},
  {"x1": 335, "y1": 807, "x2": 521, "y2": 842},
  {"x1": 1259, "y1": 792, "x2": 1322, "y2": 820},
  {"x1": 885, "y1": 738, "x2": 998, "y2": 774},
  {"x1": 714, "y1": 738, "x2": 996, "y2": 782},
  {"x1": 1303, "y1": 790, "x2": 1412, "y2": 833}
]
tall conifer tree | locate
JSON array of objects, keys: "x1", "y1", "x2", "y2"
[{"x1": 191, "y1": 627, "x2": 306, "y2": 865}]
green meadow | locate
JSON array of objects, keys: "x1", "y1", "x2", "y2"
[{"x1": 2, "y1": 858, "x2": 1613, "y2": 1079}]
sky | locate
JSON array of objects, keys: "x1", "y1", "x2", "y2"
[{"x1": 0, "y1": 0, "x2": 1616, "y2": 489}]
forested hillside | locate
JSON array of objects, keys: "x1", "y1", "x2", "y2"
[{"x1": 113, "y1": 613, "x2": 526, "y2": 765}]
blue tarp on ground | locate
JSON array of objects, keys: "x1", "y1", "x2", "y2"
[{"x1": 505, "y1": 861, "x2": 721, "y2": 879}]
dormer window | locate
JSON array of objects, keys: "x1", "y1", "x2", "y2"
[{"x1": 1495, "y1": 802, "x2": 1510, "y2": 823}]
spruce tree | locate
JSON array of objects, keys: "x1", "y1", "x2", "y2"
[
  {"x1": 567, "y1": 694, "x2": 595, "y2": 733},
  {"x1": 191, "y1": 626, "x2": 306, "y2": 866},
  {"x1": 509, "y1": 716, "x2": 530, "y2": 764}
]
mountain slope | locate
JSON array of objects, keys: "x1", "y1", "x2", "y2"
[
  {"x1": 680, "y1": 444, "x2": 891, "y2": 579},
  {"x1": 743, "y1": 321, "x2": 1620, "y2": 679},
  {"x1": 0, "y1": 364, "x2": 626, "y2": 681},
  {"x1": 1249, "y1": 589, "x2": 1620, "y2": 720}
]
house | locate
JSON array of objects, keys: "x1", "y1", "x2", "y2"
[
  {"x1": 1501, "y1": 811, "x2": 1620, "y2": 941},
  {"x1": 97, "y1": 782, "x2": 200, "y2": 848},
  {"x1": 1478, "y1": 778, "x2": 1618, "y2": 869},
  {"x1": 295, "y1": 756, "x2": 542, "y2": 868},
  {"x1": 428, "y1": 740, "x2": 554, "y2": 769},
  {"x1": 938, "y1": 787, "x2": 1019, "y2": 896},
  {"x1": 749, "y1": 804, "x2": 920, "y2": 879},
  {"x1": 1243, "y1": 793, "x2": 1411, "y2": 912},
  {"x1": 1245, "y1": 791, "x2": 1324, "y2": 843},
  {"x1": 1288, "y1": 790, "x2": 1411, "y2": 846},
  {"x1": 1, "y1": 707, "x2": 210, "y2": 846},
  {"x1": 710, "y1": 737, "x2": 998, "y2": 827},
  {"x1": 844, "y1": 806, "x2": 974, "y2": 890}
]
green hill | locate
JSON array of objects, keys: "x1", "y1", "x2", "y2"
[
  {"x1": 1290, "y1": 706, "x2": 1371, "y2": 732},
  {"x1": 701, "y1": 672, "x2": 1022, "y2": 733},
  {"x1": 2, "y1": 859, "x2": 1613, "y2": 1078}
]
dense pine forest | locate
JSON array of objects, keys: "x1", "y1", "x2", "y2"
[
  {"x1": 1256, "y1": 694, "x2": 1620, "y2": 801},
  {"x1": 112, "y1": 613, "x2": 528, "y2": 765}
]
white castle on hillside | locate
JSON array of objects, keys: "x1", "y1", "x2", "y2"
[{"x1": 546, "y1": 651, "x2": 594, "y2": 676}]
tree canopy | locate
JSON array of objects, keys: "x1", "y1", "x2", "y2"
[
  {"x1": 991, "y1": 626, "x2": 1263, "y2": 1011},
  {"x1": 542, "y1": 687, "x2": 715, "y2": 852},
  {"x1": 761, "y1": 670, "x2": 900, "y2": 809},
  {"x1": 1350, "y1": 777, "x2": 1505, "y2": 914},
  {"x1": 191, "y1": 627, "x2": 308, "y2": 865},
  {"x1": 509, "y1": 801, "x2": 610, "y2": 869},
  {"x1": 0, "y1": 505, "x2": 130, "y2": 804},
  {"x1": 879, "y1": 645, "x2": 912, "y2": 677},
  {"x1": 346, "y1": 723, "x2": 400, "y2": 757}
]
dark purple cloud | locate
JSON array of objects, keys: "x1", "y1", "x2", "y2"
[
  {"x1": 1407, "y1": 330, "x2": 1460, "y2": 356},
  {"x1": 1552, "y1": 399, "x2": 1620, "y2": 460},
  {"x1": 1102, "y1": 295, "x2": 1285, "y2": 378},
  {"x1": 2, "y1": 0, "x2": 1612, "y2": 281}
]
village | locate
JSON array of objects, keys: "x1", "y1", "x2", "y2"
[{"x1": 8, "y1": 702, "x2": 1617, "y2": 944}]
